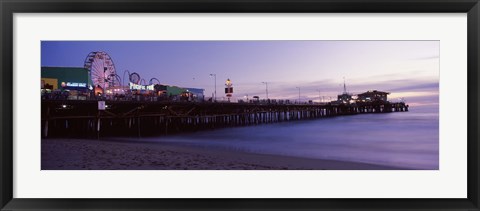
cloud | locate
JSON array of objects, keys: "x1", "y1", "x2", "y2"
[
  {"x1": 410, "y1": 55, "x2": 440, "y2": 60},
  {"x1": 387, "y1": 83, "x2": 439, "y2": 92},
  {"x1": 237, "y1": 78, "x2": 439, "y2": 105}
]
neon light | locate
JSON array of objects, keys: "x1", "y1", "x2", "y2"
[
  {"x1": 66, "y1": 82, "x2": 87, "y2": 87},
  {"x1": 129, "y1": 82, "x2": 154, "y2": 91}
]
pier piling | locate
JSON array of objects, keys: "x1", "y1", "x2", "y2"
[{"x1": 41, "y1": 100, "x2": 409, "y2": 138}]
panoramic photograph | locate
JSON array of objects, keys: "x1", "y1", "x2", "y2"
[{"x1": 40, "y1": 40, "x2": 439, "y2": 170}]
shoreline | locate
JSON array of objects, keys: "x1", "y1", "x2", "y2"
[{"x1": 41, "y1": 138, "x2": 405, "y2": 170}]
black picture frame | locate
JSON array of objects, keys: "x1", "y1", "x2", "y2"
[{"x1": 1, "y1": 0, "x2": 479, "y2": 210}]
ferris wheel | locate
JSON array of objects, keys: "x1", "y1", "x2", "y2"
[{"x1": 84, "y1": 51, "x2": 120, "y2": 89}]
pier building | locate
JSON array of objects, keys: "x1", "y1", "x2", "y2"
[
  {"x1": 41, "y1": 66, "x2": 93, "y2": 100},
  {"x1": 185, "y1": 88, "x2": 205, "y2": 102},
  {"x1": 41, "y1": 66, "x2": 204, "y2": 102},
  {"x1": 41, "y1": 67, "x2": 93, "y2": 91},
  {"x1": 357, "y1": 90, "x2": 389, "y2": 102}
]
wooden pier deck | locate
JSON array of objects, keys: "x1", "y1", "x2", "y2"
[{"x1": 41, "y1": 100, "x2": 409, "y2": 138}]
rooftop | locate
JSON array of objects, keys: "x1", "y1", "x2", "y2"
[{"x1": 358, "y1": 90, "x2": 390, "y2": 95}]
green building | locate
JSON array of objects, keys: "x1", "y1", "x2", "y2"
[
  {"x1": 41, "y1": 67, "x2": 93, "y2": 90},
  {"x1": 166, "y1": 85, "x2": 186, "y2": 95}
]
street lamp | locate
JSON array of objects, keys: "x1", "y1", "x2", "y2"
[
  {"x1": 317, "y1": 89, "x2": 321, "y2": 103},
  {"x1": 296, "y1": 87, "x2": 300, "y2": 103},
  {"x1": 261, "y1": 82, "x2": 269, "y2": 100},
  {"x1": 102, "y1": 68, "x2": 108, "y2": 98},
  {"x1": 209, "y1": 73, "x2": 216, "y2": 102}
]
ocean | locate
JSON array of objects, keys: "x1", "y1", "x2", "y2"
[{"x1": 144, "y1": 108, "x2": 439, "y2": 170}]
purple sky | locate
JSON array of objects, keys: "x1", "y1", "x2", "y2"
[{"x1": 41, "y1": 41, "x2": 439, "y2": 109}]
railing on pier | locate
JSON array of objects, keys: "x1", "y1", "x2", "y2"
[{"x1": 41, "y1": 100, "x2": 409, "y2": 138}]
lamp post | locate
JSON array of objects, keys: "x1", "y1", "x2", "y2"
[
  {"x1": 261, "y1": 82, "x2": 269, "y2": 100},
  {"x1": 296, "y1": 87, "x2": 300, "y2": 103},
  {"x1": 103, "y1": 69, "x2": 107, "y2": 98},
  {"x1": 88, "y1": 85, "x2": 93, "y2": 100},
  {"x1": 317, "y1": 89, "x2": 321, "y2": 103},
  {"x1": 209, "y1": 73, "x2": 216, "y2": 102}
]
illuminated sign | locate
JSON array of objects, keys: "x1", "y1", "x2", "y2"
[
  {"x1": 98, "y1": 101, "x2": 106, "y2": 110},
  {"x1": 129, "y1": 82, "x2": 154, "y2": 91},
  {"x1": 64, "y1": 82, "x2": 87, "y2": 88}
]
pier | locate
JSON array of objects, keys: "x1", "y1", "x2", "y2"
[{"x1": 41, "y1": 100, "x2": 408, "y2": 138}]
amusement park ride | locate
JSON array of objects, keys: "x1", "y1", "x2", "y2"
[{"x1": 83, "y1": 51, "x2": 160, "y2": 96}]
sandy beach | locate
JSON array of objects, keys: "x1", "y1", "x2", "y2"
[{"x1": 41, "y1": 138, "x2": 402, "y2": 170}]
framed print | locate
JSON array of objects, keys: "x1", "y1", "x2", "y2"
[{"x1": 1, "y1": 0, "x2": 479, "y2": 210}]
